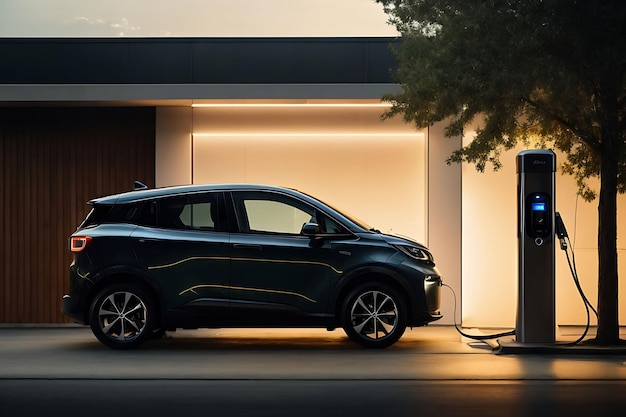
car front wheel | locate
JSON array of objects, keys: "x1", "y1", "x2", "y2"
[
  {"x1": 89, "y1": 283, "x2": 156, "y2": 349},
  {"x1": 341, "y1": 283, "x2": 407, "y2": 348}
]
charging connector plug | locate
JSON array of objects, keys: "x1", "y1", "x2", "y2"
[{"x1": 555, "y1": 212, "x2": 568, "y2": 251}]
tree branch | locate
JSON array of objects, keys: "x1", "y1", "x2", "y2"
[{"x1": 521, "y1": 96, "x2": 603, "y2": 153}]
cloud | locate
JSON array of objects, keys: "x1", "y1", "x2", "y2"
[
  {"x1": 65, "y1": 16, "x2": 140, "y2": 36},
  {"x1": 66, "y1": 16, "x2": 104, "y2": 25}
]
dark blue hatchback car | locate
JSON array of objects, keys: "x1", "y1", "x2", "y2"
[{"x1": 62, "y1": 183, "x2": 442, "y2": 349}]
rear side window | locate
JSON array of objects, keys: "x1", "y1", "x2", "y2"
[
  {"x1": 157, "y1": 193, "x2": 223, "y2": 231},
  {"x1": 179, "y1": 202, "x2": 214, "y2": 229}
]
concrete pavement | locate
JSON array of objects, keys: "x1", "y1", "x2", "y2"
[{"x1": 1, "y1": 325, "x2": 625, "y2": 381}]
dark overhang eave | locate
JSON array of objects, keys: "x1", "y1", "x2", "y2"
[{"x1": 0, "y1": 83, "x2": 401, "y2": 103}]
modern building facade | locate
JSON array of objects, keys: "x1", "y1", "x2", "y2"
[{"x1": 0, "y1": 37, "x2": 622, "y2": 328}]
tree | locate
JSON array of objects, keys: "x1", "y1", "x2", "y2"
[{"x1": 376, "y1": 0, "x2": 626, "y2": 344}]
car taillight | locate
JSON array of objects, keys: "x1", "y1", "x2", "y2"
[{"x1": 70, "y1": 236, "x2": 92, "y2": 252}]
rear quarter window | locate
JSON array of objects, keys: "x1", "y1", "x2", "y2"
[
  {"x1": 79, "y1": 205, "x2": 113, "y2": 229},
  {"x1": 133, "y1": 201, "x2": 157, "y2": 227}
]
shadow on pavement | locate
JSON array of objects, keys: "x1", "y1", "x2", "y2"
[{"x1": 61, "y1": 328, "x2": 453, "y2": 353}]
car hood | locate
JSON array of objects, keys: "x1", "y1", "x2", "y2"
[{"x1": 378, "y1": 232, "x2": 429, "y2": 250}]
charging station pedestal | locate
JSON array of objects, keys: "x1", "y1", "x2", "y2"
[{"x1": 516, "y1": 150, "x2": 556, "y2": 344}]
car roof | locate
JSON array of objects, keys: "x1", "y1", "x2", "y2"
[
  {"x1": 89, "y1": 182, "x2": 373, "y2": 234},
  {"x1": 89, "y1": 183, "x2": 308, "y2": 205}
]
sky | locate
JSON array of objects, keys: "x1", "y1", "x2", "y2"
[{"x1": 0, "y1": 0, "x2": 399, "y2": 37}]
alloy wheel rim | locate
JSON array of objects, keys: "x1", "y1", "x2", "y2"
[
  {"x1": 350, "y1": 290, "x2": 398, "y2": 340},
  {"x1": 98, "y1": 291, "x2": 147, "y2": 342}
]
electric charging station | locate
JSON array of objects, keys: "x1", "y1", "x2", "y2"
[
  {"x1": 516, "y1": 150, "x2": 556, "y2": 344},
  {"x1": 448, "y1": 148, "x2": 601, "y2": 349}
]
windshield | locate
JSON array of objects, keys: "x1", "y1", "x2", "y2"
[{"x1": 299, "y1": 191, "x2": 373, "y2": 231}]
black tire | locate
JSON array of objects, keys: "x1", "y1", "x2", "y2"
[
  {"x1": 341, "y1": 282, "x2": 407, "y2": 348},
  {"x1": 89, "y1": 283, "x2": 157, "y2": 349}
]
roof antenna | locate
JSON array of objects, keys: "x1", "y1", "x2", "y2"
[{"x1": 133, "y1": 181, "x2": 148, "y2": 191}]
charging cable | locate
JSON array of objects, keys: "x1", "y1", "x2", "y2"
[
  {"x1": 443, "y1": 212, "x2": 597, "y2": 345},
  {"x1": 442, "y1": 283, "x2": 516, "y2": 341},
  {"x1": 555, "y1": 212, "x2": 598, "y2": 345}
]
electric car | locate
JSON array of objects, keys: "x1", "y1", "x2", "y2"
[{"x1": 62, "y1": 183, "x2": 442, "y2": 349}]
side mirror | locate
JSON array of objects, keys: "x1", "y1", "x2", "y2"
[{"x1": 301, "y1": 222, "x2": 321, "y2": 236}]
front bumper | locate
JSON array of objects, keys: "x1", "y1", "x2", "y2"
[
  {"x1": 395, "y1": 257, "x2": 443, "y2": 325},
  {"x1": 424, "y1": 274, "x2": 442, "y2": 315}
]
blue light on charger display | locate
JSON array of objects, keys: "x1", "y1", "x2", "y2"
[{"x1": 532, "y1": 202, "x2": 546, "y2": 212}]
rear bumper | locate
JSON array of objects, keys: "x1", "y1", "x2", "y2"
[
  {"x1": 61, "y1": 294, "x2": 86, "y2": 324},
  {"x1": 62, "y1": 261, "x2": 96, "y2": 325}
]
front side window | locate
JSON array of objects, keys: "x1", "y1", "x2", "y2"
[
  {"x1": 231, "y1": 191, "x2": 348, "y2": 235},
  {"x1": 244, "y1": 199, "x2": 312, "y2": 234},
  {"x1": 232, "y1": 191, "x2": 315, "y2": 235}
]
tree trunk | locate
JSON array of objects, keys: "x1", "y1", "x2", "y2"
[{"x1": 596, "y1": 142, "x2": 621, "y2": 345}]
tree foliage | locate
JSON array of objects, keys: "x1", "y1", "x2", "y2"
[{"x1": 377, "y1": 0, "x2": 626, "y2": 344}]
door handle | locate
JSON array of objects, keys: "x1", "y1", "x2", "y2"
[
  {"x1": 138, "y1": 238, "x2": 162, "y2": 243},
  {"x1": 233, "y1": 244, "x2": 262, "y2": 251}
]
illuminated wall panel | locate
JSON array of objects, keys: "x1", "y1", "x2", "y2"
[{"x1": 191, "y1": 104, "x2": 428, "y2": 243}]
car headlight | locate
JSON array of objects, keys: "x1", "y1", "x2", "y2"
[{"x1": 394, "y1": 244, "x2": 434, "y2": 262}]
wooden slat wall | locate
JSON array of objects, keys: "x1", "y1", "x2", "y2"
[{"x1": 0, "y1": 107, "x2": 155, "y2": 323}]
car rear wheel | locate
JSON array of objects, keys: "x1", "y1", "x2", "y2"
[
  {"x1": 341, "y1": 283, "x2": 407, "y2": 348},
  {"x1": 89, "y1": 283, "x2": 156, "y2": 349}
]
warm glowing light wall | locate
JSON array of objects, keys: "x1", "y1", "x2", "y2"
[{"x1": 191, "y1": 104, "x2": 428, "y2": 243}]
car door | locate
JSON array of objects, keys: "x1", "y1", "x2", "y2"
[
  {"x1": 131, "y1": 192, "x2": 231, "y2": 322},
  {"x1": 228, "y1": 190, "x2": 344, "y2": 324}
]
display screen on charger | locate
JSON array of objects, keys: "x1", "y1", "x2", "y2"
[{"x1": 532, "y1": 203, "x2": 546, "y2": 212}]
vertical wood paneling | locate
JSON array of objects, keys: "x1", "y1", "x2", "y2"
[{"x1": 0, "y1": 107, "x2": 155, "y2": 323}]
